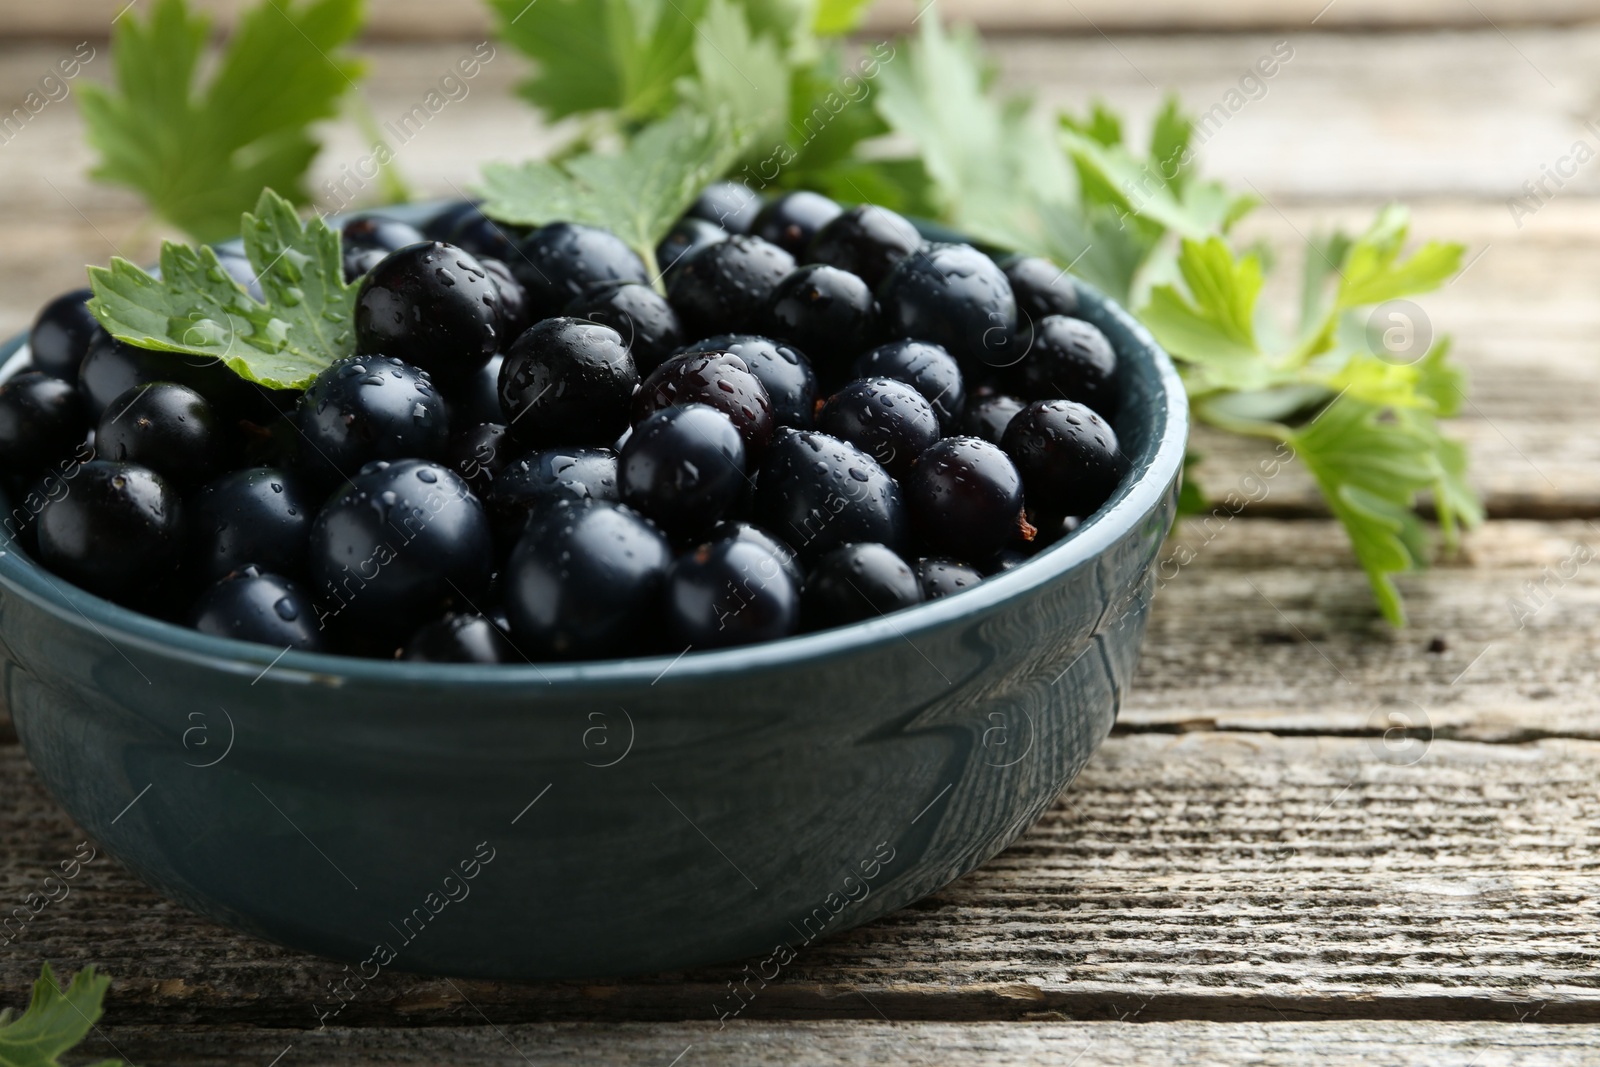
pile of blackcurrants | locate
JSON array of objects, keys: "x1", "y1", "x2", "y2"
[{"x1": 0, "y1": 185, "x2": 1131, "y2": 663}]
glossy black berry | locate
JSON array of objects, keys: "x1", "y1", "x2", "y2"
[
  {"x1": 189, "y1": 466, "x2": 315, "y2": 583},
  {"x1": 907, "y1": 437, "x2": 1025, "y2": 560},
  {"x1": 688, "y1": 181, "x2": 763, "y2": 234},
  {"x1": 499, "y1": 318, "x2": 638, "y2": 447},
  {"x1": 1003, "y1": 255, "x2": 1084, "y2": 323},
  {"x1": 403, "y1": 613, "x2": 515, "y2": 663},
  {"x1": 424, "y1": 200, "x2": 486, "y2": 241},
  {"x1": 1012, "y1": 315, "x2": 1120, "y2": 415},
  {"x1": 668, "y1": 235, "x2": 796, "y2": 338},
  {"x1": 444, "y1": 422, "x2": 510, "y2": 497},
  {"x1": 853, "y1": 340, "x2": 965, "y2": 433},
  {"x1": 343, "y1": 215, "x2": 426, "y2": 254},
  {"x1": 36, "y1": 460, "x2": 183, "y2": 603},
  {"x1": 757, "y1": 265, "x2": 878, "y2": 383},
  {"x1": 343, "y1": 247, "x2": 388, "y2": 283},
  {"x1": 485, "y1": 446, "x2": 618, "y2": 545},
  {"x1": 816, "y1": 377, "x2": 939, "y2": 478},
  {"x1": 752, "y1": 191, "x2": 843, "y2": 258},
  {"x1": 97, "y1": 382, "x2": 223, "y2": 489},
  {"x1": 355, "y1": 241, "x2": 500, "y2": 380},
  {"x1": 564, "y1": 281, "x2": 684, "y2": 372},
  {"x1": 708, "y1": 520, "x2": 804, "y2": 588},
  {"x1": 479, "y1": 257, "x2": 532, "y2": 344},
  {"x1": 915, "y1": 557, "x2": 984, "y2": 600},
  {"x1": 29, "y1": 289, "x2": 99, "y2": 382},
  {"x1": 295, "y1": 356, "x2": 449, "y2": 483},
  {"x1": 620, "y1": 404, "x2": 747, "y2": 541},
  {"x1": 753, "y1": 428, "x2": 908, "y2": 562},
  {"x1": 503, "y1": 500, "x2": 672, "y2": 659},
  {"x1": 190, "y1": 566, "x2": 323, "y2": 651},
  {"x1": 657, "y1": 218, "x2": 727, "y2": 279},
  {"x1": 802, "y1": 542, "x2": 922, "y2": 631},
  {"x1": 78, "y1": 333, "x2": 268, "y2": 423},
  {"x1": 0, "y1": 372, "x2": 87, "y2": 473},
  {"x1": 446, "y1": 210, "x2": 524, "y2": 263},
  {"x1": 680, "y1": 335, "x2": 816, "y2": 429},
  {"x1": 666, "y1": 538, "x2": 800, "y2": 648},
  {"x1": 878, "y1": 243, "x2": 1017, "y2": 370},
  {"x1": 808, "y1": 204, "x2": 924, "y2": 290},
  {"x1": 632, "y1": 350, "x2": 774, "y2": 452},
  {"x1": 310, "y1": 459, "x2": 493, "y2": 642},
  {"x1": 962, "y1": 394, "x2": 1025, "y2": 445},
  {"x1": 513, "y1": 222, "x2": 650, "y2": 320},
  {"x1": 1002, "y1": 399, "x2": 1130, "y2": 519}
]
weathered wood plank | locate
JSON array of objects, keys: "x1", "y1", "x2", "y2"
[
  {"x1": 0, "y1": 0, "x2": 1594, "y2": 39},
  {"x1": 3, "y1": 729, "x2": 1597, "y2": 1026},
  {"x1": 72, "y1": 1021, "x2": 1600, "y2": 1067}
]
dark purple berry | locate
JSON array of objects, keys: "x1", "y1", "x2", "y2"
[
  {"x1": 753, "y1": 428, "x2": 907, "y2": 562},
  {"x1": 189, "y1": 467, "x2": 315, "y2": 583},
  {"x1": 0, "y1": 371, "x2": 87, "y2": 473},
  {"x1": 355, "y1": 241, "x2": 500, "y2": 380},
  {"x1": 679, "y1": 335, "x2": 816, "y2": 429},
  {"x1": 668, "y1": 235, "x2": 796, "y2": 338},
  {"x1": 1004, "y1": 255, "x2": 1084, "y2": 323},
  {"x1": 294, "y1": 355, "x2": 449, "y2": 483},
  {"x1": 808, "y1": 204, "x2": 923, "y2": 290},
  {"x1": 802, "y1": 542, "x2": 922, "y2": 631},
  {"x1": 37, "y1": 460, "x2": 183, "y2": 603},
  {"x1": 962, "y1": 394, "x2": 1025, "y2": 445},
  {"x1": 688, "y1": 181, "x2": 763, "y2": 234},
  {"x1": 907, "y1": 437, "x2": 1025, "y2": 560},
  {"x1": 632, "y1": 350, "x2": 774, "y2": 452},
  {"x1": 403, "y1": 613, "x2": 515, "y2": 663},
  {"x1": 878, "y1": 243, "x2": 1017, "y2": 370},
  {"x1": 485, "y1": 446, "x2": 619, "y2": 546},
  {"x1": 1002, "y1": 399, "x2": 1130, "y2": 519},
  {"x1": 499, "y1": 318, "x2": 638, "y2": 447},
  {"x1": 619, "y1": 404, "x2": 747, "y2": 541},
  {"x1": 756, "y1": 265, "x2": 878, "y2": 383},
  {"x1": 97, "y1": 381, "x2": 223, "y2": 489},
  {"x1": 752, "y1": 191, "x2": 843, "y2": 257},
  {"x1": 915, "y1": 557, "x2": 984, "y2": 600},
  {"x1": 853, "y1": 339, "x2": 965, "y2": 433},
  {"x1": 564, "y1": 280, "x2": 684, "y2": 372},
  {"x1": 29, "y1": 289, "x2": 99, "y2": 382},
  {"x1": 190, "y1": 566, "x2": 323, "y2": 651},
  {"x1": 816, "y1": 377, "x2": 940, "y2": 478},
  {"x1": 444, "y1": 422, "x2": 510, "y2": 496},
  {"x1": 513, "y1": 222, "x2": 650, "y2": 320},
  {"x1": 665, "y1": 538, "x2": 800, "y2": 648},
  {"x1": 1012, "y1": 315, "x2": 1120, "y2": 415}
]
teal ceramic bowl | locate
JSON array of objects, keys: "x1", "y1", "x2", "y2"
[{"x1": 0, "y1": 215, "x2": 1185, "y2": 979}]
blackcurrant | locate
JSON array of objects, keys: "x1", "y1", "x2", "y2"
[
  {"x1": 665, "y1": 538, "x2": 800, "y2": 649},
  {"x1": 403, "y1": 613, "x2": 516, "y2": 663},
  {"x1": 343, "y1": 215, "x2": 426, "y2": 254},
  {"x1": 29, "y1": 289, "x2": 99, "y2": 382},
  {"x1": 513, "y1": 222, "x2": 650, "y2": 320},
  {"x1": 424, "y1": 200, "x2": 486, "y2": 241},
  {"x1": 355, "y1": 241, "x2": 500, "y2": 380},
  {"x1": 295, "y1": 355, "x2": 449, "y2": 484},
  {"x1": 878, "y1": 243, "x2": 1017, "y2": 370},
  {"x1": 1011, "y1": 314, "x2": 1120, "y2": 415},
  {"x1": 447, "y1": 210, "x2": 524, "y2": 263},
  {"x1": 189, "y1": 466, "x2": 315, "y2": 583},
  {"x1": 0, "y1": 371, "x2": 87, "y2": 474},
  {"x1": 1002, "y1": 399, "x2": 1130, "y2": 519},
  {"x1": 310, "y1": 459, "x2": 494, "y2": 642},
  {"x1": 668, "y1": 235, "x2": 796, "y2": 338},
  {"x1": 915, "y1": 557, "x2": 984, "y2": 600},
  {"x1": 619, "y1": 404, "x2": 747, "y2": 541},
  {"x1": 688, "y1": 181, "x2": 763, "y2": 234},
  {"x1": 658, "y1": 218, "x2": 727, "y2": 280},
  {"x1": 564, "y1": 280, "x2": 684, "y2": 372},
  {"x1": 632, "y1": 350, "x2": 774, "y2": 452},
  {"x1": 808, "y1": 204, "x2": 923, "y2": 290},
  {"x1": 1003, "y1": 255, "x2": 1084, "y2": 323},
  {"x1": 802, "y1": 542, "x2": 923, "y2": 631},
  {"x1": 479, "y1": 257, "x2": 533, "y2": 344},
  {"x1": 502, "y1": 500, "x2": 672, "y2": 659},
  {"x1": 962, "y1": 394, "x2": 1025, "y2": 445},
  {"x1": 708, "y1": 520, "x2": 804, "y2": 588},
  {"x1": 485, "y1": 446, "x2": 619, "y2": 545},
  {"x1": 679, "y1": 335, "x2": 817, "y2": 429},
  {"x1": 97, "y1": 382, "x2": 223, "y2": 489},
  {"x1": 852, "y1": 340, "x2": 965, "y2": 433},
  {"x1": 190, "y1": 566, "x2": 324, "y2": 651},
  {"x1": 816, "y1": 377, "x2": 940, "y2": 478},
  {"x1": 756, "y1": 265, "x2": 878, "y2": 384},
  {"x1": 444, "y1": 353, "x2": 504, "y2": 427},
  {"x1": 752, "y1": 191, "x2": 843, "y2": 258},
  {"x1": 499, "y1": 318, "x2": 637, "y2": 447},
  {"x1": 907, "y1": 437, "x2": 1025, "y2": 560},
  {"x1": 36, "y1": 460, "x2": 183, "y2": 603},
  {"x1": 753, "y1": 427, "x2": 908, "y2": 561}
]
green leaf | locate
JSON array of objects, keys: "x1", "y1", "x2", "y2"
[
  {"x1": 773, "y1": 46, "x2": 892, "y2": 190},
  {"x1": 1415, "y1": 338, "x2": 1466, "y2": 418},
  {"x1": 814, "y1": 0, "x2": 875, "y2": 34},
  {"x1": 0, "y1": 963, "x2": 119, "y2": 1067},
  {"x1": 1141, "y1": 237, "x2": 1276, "y2": 392},
  {"x1": 78, "y1": 0, "x2": 365, "y2": 242},
  {"x1": 480, "y1": 107, "x2": 752, "y2": 278},
  {"x1": 86, "y1": 189, "x2": 355, "y2": 390},
  {"x1": 679, "y1": 0, "x2": 791, "y2": 142},
  {"x1": 485, "y1": 0, "x2": 700, "y2": 124},
  {"x1": 1148, "y1": 95, "x2": 1193, "y2": 196},
  {"x1": 1289, "y1": 395, "x2": 1441, "y2": 625},
  {"x1": 1336, "y1": 204, "x2": 1465, "y2": 309}
]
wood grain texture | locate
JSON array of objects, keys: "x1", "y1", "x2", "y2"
[
  {"x1": 73, "y1": 1021, "x2": 1600, "y2": 1066},
  {"x1": 0, "y1": 0, "x2": 1594, "y2": 39},
  {"x1": 2, "y1": 731, "x2": 1597, "y2": 1027}
]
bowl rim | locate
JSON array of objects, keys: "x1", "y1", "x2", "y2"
[{"x1": 0, "y1": 229, "x2": 1188, "y2": 690}]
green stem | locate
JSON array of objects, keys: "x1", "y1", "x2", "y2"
[{"x1": 1193, "y1": 402, "x2": 1294, "y2": 442}]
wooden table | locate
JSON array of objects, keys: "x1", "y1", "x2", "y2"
[{"x1": 3, "y1": 7, "x2": 1600, "y2": 1064}]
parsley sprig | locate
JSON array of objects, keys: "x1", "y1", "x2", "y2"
[
  {"x1": 0, "y1": 964, "x2": 119, "y2": 1067},
  {"x1": 78, "y1": 0, "x2": 366, "y2": 242}
]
